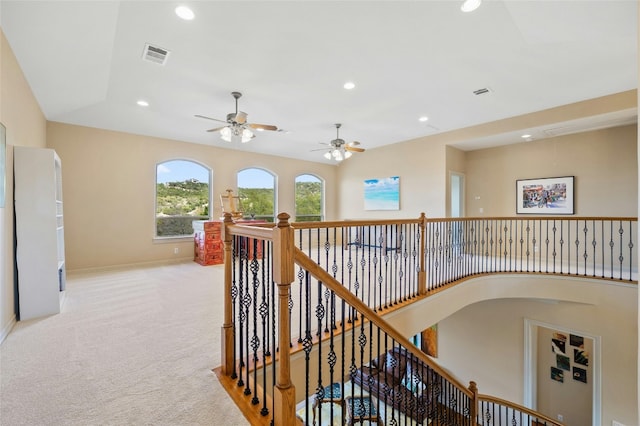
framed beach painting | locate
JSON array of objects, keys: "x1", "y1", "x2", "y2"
[
  {"x1": 364, "y1": 176, "x2": 400, "y2": 210},
  {"x1": 516, "y1": 176, "x2": 574, "y2": 215}
]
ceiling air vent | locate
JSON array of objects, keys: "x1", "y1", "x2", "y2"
[
  {"x1": 142, "y1": 43, "x2": 170, "y2": 65},
  {"x1": 473, "y1": 87, "x2": 491, "y2": 96}
]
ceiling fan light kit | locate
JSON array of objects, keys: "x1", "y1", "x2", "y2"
[
  {"x1": 196, "y1": 91, "x2": 278, "y2": 144},
  {"x1": 314, "y1": 123, "x2": 366, "y2": 162}
]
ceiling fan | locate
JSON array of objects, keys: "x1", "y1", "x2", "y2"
[
  {"x1": 314, "y1": 123, "x2": 365, "y2": 161},
  {"x1": 195, "y1": 91, "x2": 279, "y2": 143}
]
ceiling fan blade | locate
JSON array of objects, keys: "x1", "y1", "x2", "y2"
[
  {"x1": 206, "y1": 126, "x2": 227, "y2": 132},
  {"x1": 310, "y1": 148, "x2": 330, "y2": 152},
  {"x1": 249, "y1": 123, "x2": 278, "y2": 131},
  {"x1": 345, "y1": 145, "x2": 365, "y2": 153},
  {"x1": 195, "y1": 114, "x2": 227, "y2": 123}
]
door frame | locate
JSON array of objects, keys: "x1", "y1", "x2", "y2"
[
  {"x1": 449, "y1": 171, "x2": 465, "y2": 218},
  {"x1": 523, "y1": 318, "x2": 601, "y2": 425}
]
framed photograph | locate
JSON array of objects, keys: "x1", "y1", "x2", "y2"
[
  {"x1": 551, "y1": 338, "x2": 566, "y2": 355},
  {"x1": 556, "y1": 354, "x2": 570, "y2": 371},
  {"x1": 364, "y1": 176, "x2": 400, "y2": 211},
  {"x1": 550, "y1": 366, "x2": 564, "y2": 383},
  {"x1": 574, "y1": 349, "x2": 589, "y2": 366},
  {"x1": 573, "y1": 366, "x2": 587, "y2": 383},
  {"x1": 570, "y1": 334, "x2": 584, "y2": 348},
  {"x1": 516, "y1": 176, "x2": 574, "y2": 215}
]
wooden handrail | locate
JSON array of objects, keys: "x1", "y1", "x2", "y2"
[
  {"x1": 290, "y1": 217, "x2": 423, "y2": 229},
  {"x1": 293, "y1": 245, "x2": 473, "y2": 399},
  {"x1": 477, "y1": 394, "x2": 565, "y2": 426},
  {"x1": 425, "y1": 216, "x2": 637, "y2": 222}
]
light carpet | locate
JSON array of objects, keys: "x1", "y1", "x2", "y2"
[{"x1": 0, "y1": 261, "x2": 249, "y2": 426}]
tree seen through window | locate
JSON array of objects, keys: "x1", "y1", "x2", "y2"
[
  {"x1": 156, "y1": 160, "x2": 211, "y2": 236},
  {"x1": 237, "y1": 168, "x2": 275, "y2": 222},
  {"x1": 295, "y1": 174, "x2": 323, "y2": 221}
]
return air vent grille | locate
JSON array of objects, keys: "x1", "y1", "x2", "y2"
[
  {"x1": 142, "y1": 43, "x2": 170, "y2": 65},
  {"x1": 473, "y1": 87, "x2": 491, "y2": 96}
]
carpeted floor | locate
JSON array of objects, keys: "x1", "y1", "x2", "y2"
[{"x1": 0, "y1": 261, "x2": 249, "y2": 426}]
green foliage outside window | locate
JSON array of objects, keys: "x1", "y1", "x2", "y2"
[
  {"x1": 156, "y1": 179, "x2": 209, "y2": 236},
  {"x1": 238, "y1": 187, "x2": 275, "y2": 222},
  {"x1": 295, "y1": 181, "x2": 322, "y2": 222}
]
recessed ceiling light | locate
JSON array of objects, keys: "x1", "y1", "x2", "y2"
[
  {"x1": 137, "y1": 100, "x2": 149, "y2": 107},
  {"x1": 419, "y1": 116, "x2": 429, "y2": 122},
  {"x1": 175, "y1": 6, "x2": 195, "y2": 20},
  {"x1": 461, "y1": 0, "x2": 482, "y2": 12},
  {"x1": 521, "y1": 134, "x2": 532, "y2": 139},
  {"x1": 343, "y1": 81, "x2": 355, "y2": 90}
]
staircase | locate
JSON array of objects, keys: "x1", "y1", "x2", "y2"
[{"x1": 216, "y1": 213, "x2": 637, "y2": 425}]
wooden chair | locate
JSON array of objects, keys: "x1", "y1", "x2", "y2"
[{"x1": 345, "y1": 395, "x2": 383, "y2": 426}]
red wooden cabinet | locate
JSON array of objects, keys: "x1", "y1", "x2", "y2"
[{"x1": 193, "y1": 220, "x2": 223, "y2": 266}]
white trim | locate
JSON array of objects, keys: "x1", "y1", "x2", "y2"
[
  {"x1": 524, "y1": 318, "x2": 601, "y2": 426},
  {"x1": 0, "y1": 315, "x2": 16, "y2": 345},
  {"x1": 66, "y1": 258, "x2": 195, "y2": 275}
]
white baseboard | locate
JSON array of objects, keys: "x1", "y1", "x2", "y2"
[
  {"x1": 67, "y1": 257, "x2": 195, "y2": 275},
  {"x1": 0, "y1": 315, "x2": 16, "y2": 345}
]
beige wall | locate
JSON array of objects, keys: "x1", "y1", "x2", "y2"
[
  {"x1": 337, "y1": 91, "x2": 636, "y2": 222},
  {"x1": 0, "y1": 29, "x2": 47, "y2": 339},
  {"x1": 465, "y1": 125, "x2": 638, "y2": 217},
  {"x1": 337, "y1": 138, "x2": 448, "y2": 219},
  {"x1": 46, "y1": 122, "x2": 338, "y2": 271}
]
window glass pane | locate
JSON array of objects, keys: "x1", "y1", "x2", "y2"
[
  {"x1": 237, "y1": 168, "x2": 275, "y2": 222},
  {"x1": 156, "y1": 160, "x2": 210, "y2": 236},
  {"x1": 295, "y1": 174, "x2": 323, "y2": 221}
]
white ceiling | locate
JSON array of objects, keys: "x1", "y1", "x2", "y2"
[{"x1": 1, "y1": 1, "x2": 637, "y2": 164}]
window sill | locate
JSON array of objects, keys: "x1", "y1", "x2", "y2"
[{"x1": 153, "y1": 235, "x2": 194, "y2": 244}]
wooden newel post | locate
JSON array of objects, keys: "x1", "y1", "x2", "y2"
[
  {"x1": 469, "y1": 381, "x2": 478, "y2": 422},
  {"x1": 272, "y1": 213, "x2": 296, "y2": 425},
  {"x1": 418, "y1": 212, "x2": 427, "y2": 295},
  {"x1": 221, "y1": 213, "x2": 235, "y2": 375}
]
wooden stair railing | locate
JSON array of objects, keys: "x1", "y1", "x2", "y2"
[{"x1": 216, "y1": 212, "x2": 640, "y2": 425}]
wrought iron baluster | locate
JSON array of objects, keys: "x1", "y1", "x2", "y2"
[
  {"x1": 580, "y1": 220, "x2": 587, "y2": 276},
  {"x1": 575, "y1": 220, "x2": 584, "y2": 274},
  {"x1": 314, "y1": 274, "x2": 325, "y2": 425},
  {"x1": 508, "y1": 219, "x2": 513, "y2": 272},
  {"x1": 498, "y1": 219, "x2": 503, "y2": 271},
  {"x1": 301, "y1": 271, "x2": 313, "y2": 426},
  {"x1": 243, "y1": 238, "x2": 253, "y2": 396},
  {"x1": 592, "y1": 220, "x2": 597, "y2": 278},
  {"x1": 236, "y1": 237, "x2": 246, "y2": 387},
  {"x1": 609, "y1": 221, "x2": 614, "y2": 279},
  {"x1": 618, "y1": 220, "x2": 624, "y2": 279},
  {"x1": 259, "y1": 241, "x2": 269, "y2": 414},
  {"x1": 602, "y1": 221, "x2": 605, "y2": 278},
  {"x1": 297, "y1": 231, "x2": 304, "y2": 344},
  {"x1": 230, "y1": 235, "x2": 239, "y2": 380},
  {"x1": 629, "y1": 220, "x2": 635, "y2": 281},
  {"x1": 347, "y1": 226, "x2": 354, "y2": 323},
  {"x1": 250, "y1": 239, "x2": 260, "y2": 404}
]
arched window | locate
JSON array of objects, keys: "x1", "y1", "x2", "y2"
[
  {"x1": 156, "y1": 160, "x2": 211, "y2": 237},
  {"x1": 295, "y1": 174, "x2": 324, "y2": 221},
  {"x1": 237, "y1": 168, "x2": 276, "y2": 222}
]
